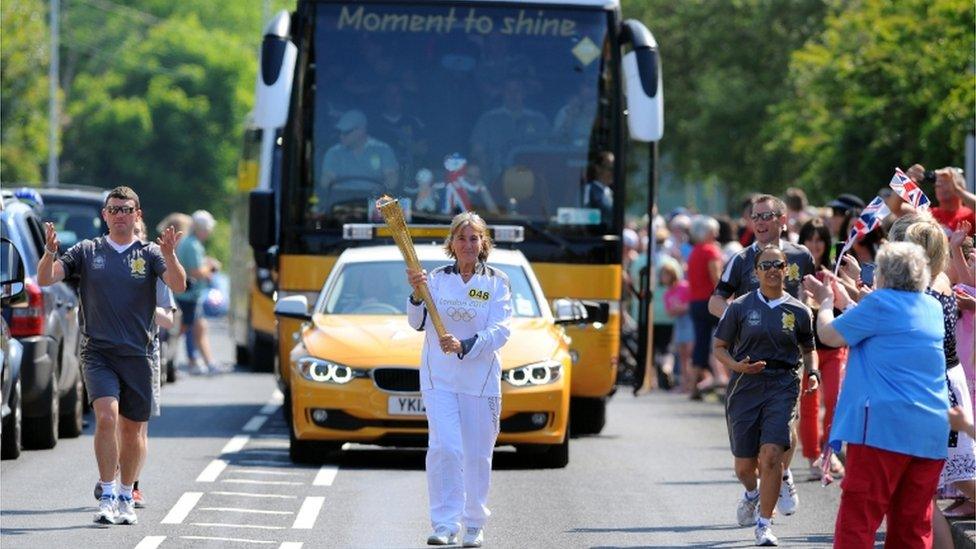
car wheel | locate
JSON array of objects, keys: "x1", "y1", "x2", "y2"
[
  {"x1": 569, "y1": 396, "x2": 606, "y2": 436},
  {"x1": 283, "y1": 387, "x2": 293, "y2": 427},
  {"x1": 1, "y1": 377, "x2": 23, "y2": 460},
  {"x1": 288, "y1": 425, "x2": 341, "y2": 464},
  {"x1": 24, "y1": 366, "x2": 59, "y2": 450},
  {"x1": 58, "y1": 375, "x2": 84, "y2": 438},
  {"x1": 516, "y1": 424, "x2": 570, "y2": 469}
]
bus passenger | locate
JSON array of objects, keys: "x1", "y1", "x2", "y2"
[
  {"x1": 319, "y1": 110, "x2": 398, "y2": 198},
  {"x1": 582, "y1": 152, "x2": 614, "y2": 226},
  {"x1": 469, "y1": 76, "x2": 549, "y2": 183}
]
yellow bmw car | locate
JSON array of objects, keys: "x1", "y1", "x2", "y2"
[{"x1": 274, "y1": 245, "x2": 603, "y2": 468}]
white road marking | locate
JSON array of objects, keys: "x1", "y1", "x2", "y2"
[
  {"x1": 243, "y1": 415, "x2": 269, "y2": 432},
  {"x1": 227, "y1": 468, "x2": 301, "y2": 476},
  {"x1": 197, "y1": 506, "x2": 294, "y2": 515},
  {"x1": 292, "y1": 496, "x2": 325, "y2": 529},
  {"x1": 210, "y1": 491, "x2": 298, "y2": 499},
  {"x1": 221, "y1": 478, "x2": 304, "y2": 486},
  {"x1": 237, "y1": 449, "x2": 288, "y2": 456},
  {"x1": 134, "y1": 536, "x2": 167, "y2": 549},
  {"x1": 191, "y1": 522, "x2": 286, "y2": 530},
  {"x1": 221, "y1": 435, "x2": 251, "y2": 454},
  {"x1": 161, "y1": 492, "x2": 203, "y2": 524},
  {"x1": 279, "y1": 543, "x2": 304, "y2": 549},
  {"x1": 196, "y1": 459, "x2": 228, "y2": 482},
  {"x1": 260, "y1": 402, "x2": 282, "y2": 415},
  {"x1": 181, "y1": 535, "x2": 277, "y2": 544},
  {"x1": 313, "y1": 465, "x2": 339, "y2": 486}
]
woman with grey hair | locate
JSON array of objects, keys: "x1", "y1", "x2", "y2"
[
  {"x1": 804, "y1": 242, "x2": 949, "y2": 546},
  {"x1": 686, "y1": 215, "x2": 727, "y2": 399}
]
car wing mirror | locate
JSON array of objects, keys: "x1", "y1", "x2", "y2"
[
  {"x1": 552, "y1": 298, "x2": 587, "y2": 325},
  {"x1": 0, "y1": 238, "x2": 26, "y2": 305},
  {"x1": 274, "y1": 295, "x2": 311, "y2": 321}
]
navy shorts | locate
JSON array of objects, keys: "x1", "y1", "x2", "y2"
[
  {"x1": 689, "y1": 300, "x2": 717, "y2": 368},
  {"x1": 82, "y1": 347, "x2": 153, "y2": 422},
  {"x1": 724, "y1": 368, "x2": 800, "y2": 458},
  {"x1": 177, "y1": 298, "x2": 202, "y2": 326}
]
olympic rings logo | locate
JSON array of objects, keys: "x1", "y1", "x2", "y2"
[{"x1": 447, "y1": 306, "x2": 476, "y2": 322}]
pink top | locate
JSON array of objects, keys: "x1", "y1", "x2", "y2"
[{"x1": 664, "y1": 280, "x2": 691, "y2": 318}]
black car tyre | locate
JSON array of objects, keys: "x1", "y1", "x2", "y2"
[
  {"x1": 516, "y1": 422, "x2": 570, "y2": 469},
  {"x1": 250, "y1": 331, "x2": 276, "y2": 373},
  {"x1": 288, "y1": 425, "x2": 341, "y2": 464},
  {"x1": 23, "y1": 366, "x2": 59, "y2": 450},
  {"x1": 59, "y1": 375, "x2": 84, "y2": 438},
  {"x1": 1, "y1": 377, "x2": 23, "y2": 460},
  {"x1": 569, "y1": 396, "x2": 606, "y2": 436}
]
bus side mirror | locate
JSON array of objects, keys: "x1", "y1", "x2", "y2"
[
  {"x1": 621, "y1": 20, "x2": 663, "y2": 143},
  {"x1": 249, "y1": 189, "x2": 275, "y2": 254},
  {"x1": 0, "y1": 238, "x2": 26, "y2": 306}
]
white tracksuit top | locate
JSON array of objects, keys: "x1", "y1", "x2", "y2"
[{"x1": 406, "y1": 261, "x2": 512, "y2": 397}]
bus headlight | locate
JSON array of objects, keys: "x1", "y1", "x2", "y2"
[
  {"x1": 503, "y1": 361, "x2": 562, "y2": 387},
  {"x1": 296, "y1": 357, "x2": 366, "y2": 385}
]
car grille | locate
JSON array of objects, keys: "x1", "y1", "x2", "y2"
[{"x1": 372, "y1": 368, "x2": 420, "y2": 392}]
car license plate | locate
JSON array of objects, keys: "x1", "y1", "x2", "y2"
[{"x1": 388, "y1": 395, "x2": 426, "y2": 416}]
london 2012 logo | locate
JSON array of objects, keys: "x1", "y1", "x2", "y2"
[{"x1": 447, "y1": 306, "x2": 476, "y2": 322}]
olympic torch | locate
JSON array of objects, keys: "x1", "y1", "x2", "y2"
[{"x1": 376, "y1": 196, "x2": 447, "y2": 338}]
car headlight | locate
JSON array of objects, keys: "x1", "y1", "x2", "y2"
[
  {"x1": 296, "y1": 357, "x2": 367, "y2": 385},
  {"x1": 503, "y1": 360, "x2": 562, "y2": 386}
]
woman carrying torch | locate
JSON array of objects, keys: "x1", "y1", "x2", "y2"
[{"x1": 405, "y1": 211, "x2": 512, "y2": 548}]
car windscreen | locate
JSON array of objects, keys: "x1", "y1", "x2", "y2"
[
  {"x1": 321, "y1": 259, "x2": 541, "y2": 317},
  {"x1": 41, "y1": 201, "x2": 105, "y2": 249}
]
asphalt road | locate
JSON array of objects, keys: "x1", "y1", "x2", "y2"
[{"x1": 1, "y1": 320, "x2": 855, "y2": 548}]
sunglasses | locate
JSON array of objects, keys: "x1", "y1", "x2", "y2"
[
  {"x1": 758, "y1": 260, "x2": 787, "y2": 271},
  {"x1": 750, "y1": 211, "x2": 782, "y2": 222},
  {"x1": 105, "y1": 205, "x2": 136, "y2": 215}
]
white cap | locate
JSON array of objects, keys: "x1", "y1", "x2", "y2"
[{"x1": 191, "y1": 209, "x2": 216, "y2": 232}]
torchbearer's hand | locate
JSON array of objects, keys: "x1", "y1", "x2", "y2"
[
  {"x1": 440, "y1": 333, "x2": 461, "y2": 354},
  {"x1": 736, "y1": 356, "x2": 766, "y2": 374},
  {"x1": 406, "y1": 268, "x2": 428, "y2": 294},
  {"x1": 156, "y1": 225, "x2": 183, "y2": 257}
]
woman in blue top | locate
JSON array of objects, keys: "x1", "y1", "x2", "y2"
[{"x1": 805, "y1": 241, "x2": 949, "y2": 548}]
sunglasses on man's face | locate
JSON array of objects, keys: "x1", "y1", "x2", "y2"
[
  {"x1": 750, "y1": 211, "x2": 782, "y2": 222},
  {"x1": 105, "y1": 205, "x2": 136, "y2": 215},
  {"x1": 758, "y1": 260, "x2": 787, "y2": 271}
]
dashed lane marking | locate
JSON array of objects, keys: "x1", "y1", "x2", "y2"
[
  {"x1": 227, "y1": 468, "x2": 302, "y2": 476},
  {"x1": 292, "y1": 496, "x2": 325, "y2": 529},
  {"x1": 197, "y1": 507, "x2": 294, "y2": 515},
  {"x1": 313, "y1": 465, "x2": 339, "y2": 486},
  {"x1": 278, "y1": 543, "x2": 304, "y2": 549},
  {"x1": 222, "y1": 435, "x2": 251, "y2": 454},
  {"x1": 210, "y1": 491, "x2": 298, "y2": 499},
  {"x1": 220, "y1": 478, "x2": 304, "y2": 486},
  {"x1": 134, "y1": 535, "x2": 166, "y2": 549},
  {"x1": 196, "y1": 459, "x2": 228, "y2": 482},
  {"x1": 237, "y1": 459, "x2": 291, "y2": 467},
  {"x1": 243, "y1": 415, "x2": 269, "y2": 432},
  {"x1": 181, "y1": 535, "x2": 277, "y2": 544},
  {"x1": 191, "y1": 522, "x2": 286, "y2": 530},
  {"x1": 161, "y1": 492, "x2": 203, "y2": 524}
]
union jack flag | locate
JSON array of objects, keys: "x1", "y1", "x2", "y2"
[
  {"x1": 835, "y1": 196, "x2": 890, "y2": 273},
  {"x1": 889, "y1": 167, "x2": 931, "y2": 210}
]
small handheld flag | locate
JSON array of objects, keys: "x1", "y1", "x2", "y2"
[{"x1": 889, "y1": 167, "x2": 931, "y2": 210}]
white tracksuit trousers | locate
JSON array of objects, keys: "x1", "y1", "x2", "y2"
[{"x1": 423, "y1": 388, "x2": 500, "y2": 532}]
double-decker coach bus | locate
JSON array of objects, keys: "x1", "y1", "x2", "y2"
[{"x1": 249, "y1": 0, "x2": 663, "y2": 434}]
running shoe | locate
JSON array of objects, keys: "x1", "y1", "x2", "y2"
[
  {"x1": 755, "y1": 523, "x2": 779, "y2": 546},
  {"x1": 426, "y1": 525, "x2": 458, "y2": 546},
  {"x1": 736, "y1": 492, "x2": 760, "y2": 526},
  {"x1": 462, "y1": 526, "x2": 484, "y2": 548},
  {"x1": 93, "y1": 495, "x2": 118, "y2": 525},
  {"x1": 776, "y1": 470, "x2": 798, "y2": 516},
  {"x1": 116, "y1": 494, "x2": 138, "y2": 525},
  {"x1": 132, "y1": 487, "x2": 145, "y2": 508}
]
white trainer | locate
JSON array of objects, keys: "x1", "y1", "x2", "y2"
[
  {"x1": 462, "y1": 526, "x2": 484, "y2": 548},
  {"x1": 776, "y1": 470, "x2": 798, "y2": 516},
  {"x1": 736, "y1": 493, "x2": 760, "y2": 526},
  {"x1": 426, "y1": 526, "x2": 458, "y2": 546},
  {"x1": 755, "y1": 522, "x2": 779, "y2": 546},
  {"x1": 116, "y1": 495, "x2": 138, "y2": 525},
  {"x1": 93, "y1": 495, "x2": 118, "y2": 525}
]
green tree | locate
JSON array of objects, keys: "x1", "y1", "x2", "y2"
[
  {"x1": 623, "y1": 0, "x2": 829, "y2": 207},
  {"x1": 61, "y1": 15, "x2": 255, "y2": 246},
  {"x1": 765, "y1": 0, "x2": 975, "y2": 202},
  {"x1": 1, "y1": 0, "x2": 51, "y2": 184}
]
